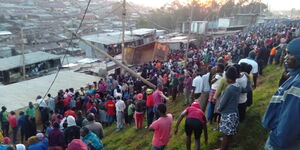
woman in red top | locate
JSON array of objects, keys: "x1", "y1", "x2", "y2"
[{"x1": 174, "y1": 101, "x2": 208, "y2": 150}]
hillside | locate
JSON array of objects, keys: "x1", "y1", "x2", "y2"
[{"x1": 102, "y1": 65, "x2": 283, "y2": 150}]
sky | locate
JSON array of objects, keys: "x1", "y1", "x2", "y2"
[{"x1": 127, "y1": 0, "x2": 300, "y2": 11}]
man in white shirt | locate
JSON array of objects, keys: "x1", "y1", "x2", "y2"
[
  {"x1": 238, "y1": 50, "x2": 258, "y2": 88},
  {"x1": 200, "y1": 68, "x2": 212, "y2": 111},
  {"x1": 192, "y1": 71, "x2": 203, "y2": 99},
  {"x1": 115, "y1": 96, "x2": 126, "y2": 131}
]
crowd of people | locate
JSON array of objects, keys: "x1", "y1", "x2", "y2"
[{"x1": 0, "y1": 19, "x2": 300, "y2": 150}]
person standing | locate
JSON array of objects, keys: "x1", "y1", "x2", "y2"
[
  {"x1": 238, "y1": 50, "x2": 258, "y2": 88},
  {"x1": 135, "y1": 93, "x2": 146, "y2": 129},
  {"x1": 192, "y1": 71, "x2": 203, "y2": 99},
  {"x1": 17, "y1": 111, "x2": 25, "y2": 143},
  {"x1": 8, "y1": 111, "x2": 17, "y2": 144},
  {"x1": 47, "y1": 94, "x2": 56, "y2": 113},
  {"x1": 149, "y1": 104, "x2": 173, "y2": 150},
  {"x1": 145, "y1": 89, "x2": 154, "y2": 128},
  {"x1": 115, "y1": 96, "x2": 126, "y2": 131},
  {"x1": 200, "y1": 66, "x2": 212, "y2": 111},
  {"x1": 64, "y1": 116, "x2": 81, "y2": 145},
  {"x1": 48, "y1": 122, "x2": 65, "y2": 150},
  {"x1": 174, "y1": 101, "x2": 208, "y2": 150},
  {"x1": 105, "y1": 97, "x2": 116, "y2": 125},
  {"x1": 85, "y1": 113, "x2": 104, "y2": 139},
  {"x1": 215, "y1": 66, "x2": 240, "y2": 150},
  {"x1": 263, "y1": 38, "x2": 300, "y2": 150},
  {"x1": 81, "y1": 127, "x2": 104, "y2": 150},
  {"x1": 0, "y1": 106, "x2": 9, "y2": 137},
  {"x1": 152, "y1": 86, "x2": 169, "y2": 120},
  {"x1": 183, "y1": 73, "x2": 193, "y2": 106}
]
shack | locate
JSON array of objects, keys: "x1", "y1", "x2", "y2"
[{"x1": 0, "y1": 51, "x2": 61, "y2": 84}]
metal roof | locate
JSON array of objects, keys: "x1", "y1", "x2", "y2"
[
  {"x1": 0, "y1": 71, "x2": 99, "y2": 111},
  {"x1": 0, "y1": 51, "x2": 61, "y2": 71},
  {"x1": 82, "y1": 31, "x2": 139, "y2": 45}
]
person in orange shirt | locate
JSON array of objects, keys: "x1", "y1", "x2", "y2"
[{"x1": 268, "y1": 46, "x2": 277, "y2": 64}]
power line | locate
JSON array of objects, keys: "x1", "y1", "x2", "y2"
[{"x1": 42, "y1": 0, "x2": 92, "y2": 99}]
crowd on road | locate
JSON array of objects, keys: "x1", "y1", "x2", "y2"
[{"x1": 1, "y1": 19, "x2": 300, "y2": 150}]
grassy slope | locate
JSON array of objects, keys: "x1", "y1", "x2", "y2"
[{"x1": 102, "y1": 65, "x2": 283, "y2": 150}]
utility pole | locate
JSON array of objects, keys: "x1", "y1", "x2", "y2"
[
  {"x1": 20, "y1": 28, "x2": 26, "y2": 80},
  {"x1": 121, "y1": 0, "x2": 126, "y2": 64},
  {"x1": 186, "y1": 0, "x2": 194, "y2": 62}
]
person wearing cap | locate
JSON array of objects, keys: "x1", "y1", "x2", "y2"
[
  {"x1": 238, "y1": 50, "x2": 258, "y2": 88},
  {"x1": 0, "y1": 137, "x2": 10, "y2": 149},
  {"x1": 145, "y1": 89, "x2": 154, "y2": 128},
  {"x1": 28, "y1": 133, "x2": 48, "y2": 150},
  {"x1": 134, "y1": 93, "x2": 146, "y2": 129},
  {"x1": 263, "y1": 38, "x2": 300, "y2": 150},
  {"x1": 174, "y1": 101, "x2": 208, "y2": 150}
]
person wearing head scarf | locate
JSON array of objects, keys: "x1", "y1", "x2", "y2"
[
  {"x1": 67, "y1": 139, "x2": 88, "y2": 150},
  {"x1": 28, "y1": 134, "x2": 48, "y2": 150},
  {"x1": 174, "y1": 101, "x2": 208, "y2": 150},
  {"x1": 63, "y1": 116, "x2": 81, "y2": 144},
  {"x1": 263, "y1": 38, "x2": 300, "y2": 150},
  {"x1": 16, "y1": 144, "x2": 26, "y2": 150}
]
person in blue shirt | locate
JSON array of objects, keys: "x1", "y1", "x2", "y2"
[
  {"x1": 17, "y1": 111, "x2": 25, "y2": 143},
  {"x1": 81, "y1": 127, "x2": 104, "y2": 150},
  {"x1": 262, "y1": 37, "x2": 300, "y2": 150}
]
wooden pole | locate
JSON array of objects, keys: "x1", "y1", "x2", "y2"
[
  {"x1": 20, "y1": 28, "x2": 26, "y2": 80},
  {"x1": 65, "y1": 28, "x2": 156, "y2": 89},
  {"x1": 121, "y1": 0, "x2": 126, "y2": 64}
]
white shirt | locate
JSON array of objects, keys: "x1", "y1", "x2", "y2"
[
  {"x1": 236, "y1": 74, "x2": 248, "y2": 104},
  {"x1": 37, "y1": 98, "x2": 47, "y2": 108},
  {"x1": 201, "y1": 73, "x2": 211, "y2": 92},
  {"x1": 116, "y1": 100, "x2": 126, "y2": 112},
  {"x1": 192, "y1": 75, "x2": 203, "y2": 94},
  {"x1": 211, "y1": 74, "x2": 222, "y2": 90},
  {"x1": 238, "y1": 58, "x2": 258, "y2": 74}
]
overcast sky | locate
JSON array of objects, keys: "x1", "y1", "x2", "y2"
[{"x1": 127, "y1": 0, "x2": 300, "y2": 11}]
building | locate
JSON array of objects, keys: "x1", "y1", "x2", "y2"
[
  {"x1": 0, "y1": 51, "x2": 61, "y2": 84},
  {"x1": 79, "y1": 28, "x2": 165, "y2": 58}
]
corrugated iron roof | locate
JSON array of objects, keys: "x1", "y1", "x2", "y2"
[{"x1": 0, "y1": 51, "x2": 61, "y2": 71}]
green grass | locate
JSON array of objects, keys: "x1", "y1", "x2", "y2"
[{"x1": 102, "y1": 65, "x2": 283, "y2": 150}]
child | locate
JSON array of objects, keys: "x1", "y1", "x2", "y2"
[{"x1": 127, "y1": 100, "x2": 135, "y2": 125}]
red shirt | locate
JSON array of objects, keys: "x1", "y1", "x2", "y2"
[
  {"x1": 64, "y1": 110, "x2": 77, "y2": 118},
  {"x1": 105, "y1": 100, "x2": 116, "y2": 115},
  {"x1": 150, "y1": 114, "x2": 173, "y2": 147},
  {"x1": 146, "y1": 94, "x2": 154, "y2": 107},
  {"x1": 185, "y1": 103, "x2": 206, "y2": 124},
  {"x1": 8, "y1": 114, "x2": 17, "y2": 128}
]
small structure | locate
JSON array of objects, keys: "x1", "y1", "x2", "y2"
[
  {"x1": 0, "y1": 51, "x2": 61, "y2": 84},
  {"x1": 79, "y1": 28, "x2": 165, "y2": 58}
]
